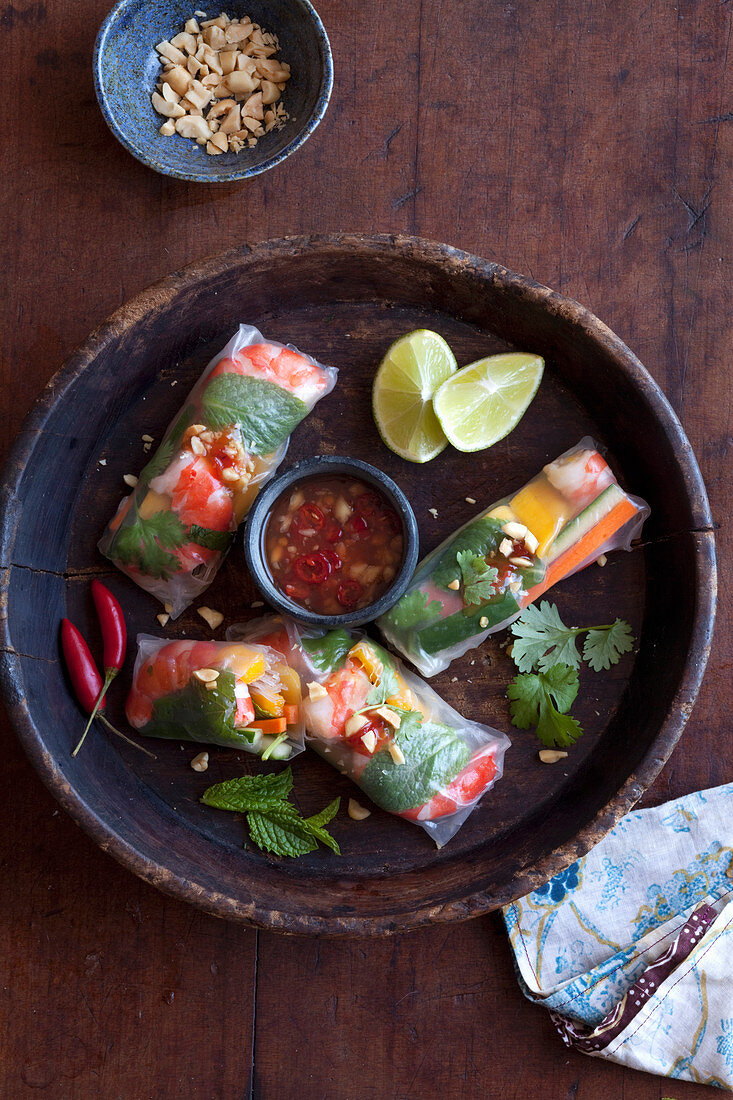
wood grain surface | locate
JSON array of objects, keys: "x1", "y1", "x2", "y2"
[{"x1": 2, "y1": 0, "x2": 730, "y2": 1096}]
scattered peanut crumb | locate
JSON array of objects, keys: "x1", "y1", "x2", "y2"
[
  {"x1": 360, "y1": 729, "x2": 377, "y2": 753},
  {"x1": 479, "y1": 616, "x2": 489, "y2": 628},
  {"x1": 141, "y1": 434, "x2": 154, "y2": 443},
  {"x1": 157, "y1": 612, "x2": 170, "y2": 627},
  {"x1": 191, "y1": 751, "x2": 209, "y2": 771},
  {"x1": 451, "y1": 676, "x2": 458, "y2": 682},
  {"x1": 123, "y1": 474, "x2": 139, "y2": 488},
  {"x1": 447, "y1": 579, "x2": 460, "y2": 591},
  {"x1": 152, "y1": 11, "x2": 292, "y2": 156},
  {"x1": 251, "y1": 600, "x2": 264, "y2": 608},
  {"x1": 428, "y1": 507, "x2": 438, "y2": 518},
  {"x1": 193, "y1": 667, "x2": 220, "y2": 683},
  {"x1": 198, "y1": 606, "x2": 224, "y2": 629},
  {"x1": 164, "y1": 602, "x2": 173, "y2": 614},
  {"x1": 348, "y1": 798, "x2": 371, "y2": 821},
  {"x1": 387, "y1": 741, "x2": 406, "y2": 765},
  {"x1": 465, "y1": 496, "x2": 476, "y2": 504},
  {"x1": 98, "y1": 459, "x2": 107, "y2": 466},
  {"x1": 307, "y1": 681, "x2": 328, "y2": 701},
  {"x1": 597, "y1": 553, "x2": 608, "y2": 567},
  {"x1": 539, "y1": 749, "x2": 569, "y2": 764}
]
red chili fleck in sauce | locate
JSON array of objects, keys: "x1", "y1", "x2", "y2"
[{"x1": 265, "y1": 476, "x2": 404, "y2": 615}]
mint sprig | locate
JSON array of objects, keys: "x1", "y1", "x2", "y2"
[{"x1": 201, "y1": 767, "x2": 341, "y2": 858}]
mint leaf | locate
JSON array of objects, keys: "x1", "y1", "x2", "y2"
[
  {"x1": 456, "y1": 550, "x2": 499, "y2": 607},
  {"x1": 583, "y1": 619, "x2": 635, "y2": 671},
  {"x1": 201, "y1": 767, "x2": 294, "y2": 811},
  {"x1": 432, "y1": 517, "x2": 504, "y2": 589},
  {"x1": 188, "y1": 525, "x2": 234, "y2": 551},
  {"x1": 359, "y1": 712, "x2": 470, "y2": 812},
  {"x1": 381, "y1": 588, "x2": 442, "y2": 633},
  {"x1": 111, "y1": 510, "x2": 188, "y2": 580},
  {"x1": 301, "y1": 629, "x2": 352, "y2": 674},
  {"x1": 201, "y1": 770, "x2": 341, "y2": 858},
  {"x1": 507, "y1": 663, "x2": 583, "y2": 748},
  {"x1": 199, "y1": 373, "x2": 307, "y2": 454},
  {"x1": 510, "y1": 601, "x2": 582, "y2": 672},
  {"x1": 145, "y1": 670, "x2": 259, "y2": 749}
]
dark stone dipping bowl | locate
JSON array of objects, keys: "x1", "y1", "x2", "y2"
[{"x1": 244, "y1": 455, "x2": 420, "y2": 627}]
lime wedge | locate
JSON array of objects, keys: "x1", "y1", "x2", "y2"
[
  {"x1": 433, "y1": 352, "x2": 544, "y2": 452},
  {"x1": 372, "y1": 330, "x2": 457, "y2": 463}
]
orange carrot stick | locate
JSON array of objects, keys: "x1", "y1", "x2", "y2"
[
  {"x1": 524, "y1": 497, "x2": 638, "y2": 605},
  {"x1": 249, "y1": 717, "x2": 287, "y2": 735},
  {"x1": 283, "y1": 704, "x2": 299, "y2": 725}
]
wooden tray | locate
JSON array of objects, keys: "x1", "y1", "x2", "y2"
[{"x1": 0, "y1": 235, "x2": 716, "y2": 936}]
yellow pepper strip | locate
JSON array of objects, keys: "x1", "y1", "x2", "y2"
[
  {"x1": 510, "y1": 476, "x2": 571, "y2": 557},
  {"x1": 215, "y1": 645, "x2": 267, "y2": 683}
]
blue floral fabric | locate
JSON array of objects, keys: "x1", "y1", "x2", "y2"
[{"x1": 503, "y1": 782, "x2": 733, "y2": 1089}]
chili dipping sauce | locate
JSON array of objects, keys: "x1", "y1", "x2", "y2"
[{"x1": 264, "y1": 476, "x2": 404, "y2": 614}]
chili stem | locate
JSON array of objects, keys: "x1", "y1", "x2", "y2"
[
  {"x1": 71, "y1": 669, "x2": 117, "y2": 757},
  {"x1": 98, "y1": 715, "x2": 157, "y2": 759}
]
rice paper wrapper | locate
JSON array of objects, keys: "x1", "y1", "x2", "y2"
[
  {"x1": 125, "y1": 630, "x2": 305, "y2": 759},
  {"x1": 378, "y1": 437, "x2": 650, "y2": 677},
  {"x1": 228, "y1": 615, "x2": 511, "y2": 847},
  {"x1": 99, "y1": 324, "x2": 337, "y2": 617}
]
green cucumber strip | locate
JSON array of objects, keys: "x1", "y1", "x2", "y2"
[
  {"x1": 549, "y1": 483, "x2": 626, "y2": 561},
  {"x1": 416, "y1": 590, "x2": 521, "y2": 655}
]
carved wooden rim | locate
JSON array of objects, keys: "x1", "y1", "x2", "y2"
[{"x1": 0, "y1": 234, "x2": 717, "y2": 935}]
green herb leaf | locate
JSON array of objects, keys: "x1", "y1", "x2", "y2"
[
  {"x1": 188, "y1": 525, "x2": 234, "y2": 551},
  {"x1": 199, "y1": 373, "x2": 308, "y2": 454},
  {"x1": 509, "y1": 601, "x2": 583, "y2": 672},
  {"x1": 111, "y1": 510, "x2": 188, "y2": 580},
  {"x1": 381, "y1": 588, "x2": 443, "y2": 633},
  {"x1": 456, "y1": 550, "x2": 499, "y2": 607},
  {"x1": 509, "y1": 602, "x2": 635, "y2": 673},
  {"x1": 139, "y1": 406, "x2": 195, "y2": 483},
  {"x1": 431, "y1": 517, "x2": 504, "y2": 589},
  {"x1": 201, "y1": 769, "x2": 341, "y2": 858},
  {"x1": 507, "y1": 663, "x2": 583, "y2": 748},
  {"x1": 359, "y1": 711, "x2": 470, "y2": 812},
  {"x1": 583, "y1": 619, "x2": 635, "y2": 671},
  {"x1": 201, "y1": 767, "x2": 294, "y2": 811},
  {"x1": 145, "y1": 670, "x2": 259, "y2": 749},
  {"x1": 301, "y1": 629, "x2": 353, "y2": 674},
  {"x1": 363, "y1": 665, "x2": 400, "y2": 709}
]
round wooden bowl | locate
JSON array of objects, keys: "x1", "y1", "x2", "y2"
[{"x1": 0, "y1": 235, "x2": 716, "y2": 936}]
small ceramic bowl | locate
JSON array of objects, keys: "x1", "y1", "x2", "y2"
[
  {"x1": 93, "y1": 0, "x2": 333, "y2": 182},
  {"x1": 244, "y1": 456, "x2": 420, "y2": 628}
]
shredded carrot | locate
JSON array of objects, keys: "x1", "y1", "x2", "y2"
[
  {"x1": 283, "y1": 704, "x2": 299, "y2": 725},
  {"x1": 524, "y1": 497, "x2": 638, "y2": 605},
  {"x1": 249, "y1": 717, "x2": 287, "y2": 734}
]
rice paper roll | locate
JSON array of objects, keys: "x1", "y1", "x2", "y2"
[
  {"x1": 228, "y1": 615, "x2": 510, "y2": 847},
  {"x1": 125, "y1": 630, "x2": 305, "y2": 760},
  {"x1": 378, "y1": 437, "x2": 650, "y2": 677},
  {"x1": 100, "y1": 324, "x2": 337, "y2": 617}
]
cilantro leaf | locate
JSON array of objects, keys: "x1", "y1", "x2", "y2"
[
  {"x1": 431, "y1": 517, "x2": 504, "y2": 589},
  {"x1": 201, "y1": 767, "x2": 294, "y2": 811},
  {"x1": 510, "y1": 601, "x2": 582, "y2": 672},
  {"x1": 583, "y1": 619, "x2": 635, "y2": 671},
  {"x1": 111, "y1": 510, "x2": 187, "y2": 580},
  {"x1": 456, "y1": 550, "x2": 499, "y2": 607},
  {"x1": 359, "y1": 711, "x2": 470, "y2": 812},
  {"x1": 199, "y1": 373, "x2": 308, "y2": 454},
  {"x1": 509, "y1": 602, "x2": 635, "y2": 673},
  {"x1": 201, "y1": 769, "x2": 341, "y2": 858},
  {"x1": 363, "y1": 665, "x2": 400, "y2": 709},
  {"x1": 301, "y1": 629, "x2": 352, "y2": 674},
  {"x1": 507, "y1": 663, "x2": 583, "y2": 748},
  {"x1": 381, "y1": 588, "x2": 442, "y2": 632}
]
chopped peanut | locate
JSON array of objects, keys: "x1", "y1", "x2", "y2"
[
  {"x1": 197, "y1": 606, "x2": 224, "y2": 630},
  {"x1": 151, "y1": 11, "x2": 291, "y2": 155},
  {"x1": 348, "y1": 799, "x2": 371, "y2": 821}
]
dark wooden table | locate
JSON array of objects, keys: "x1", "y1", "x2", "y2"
[{"x1": 3, "y1": 0, "x2": 730, "y2": 1095}]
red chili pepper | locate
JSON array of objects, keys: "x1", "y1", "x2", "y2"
[
  {"x1": 320, "y1": 547, "x2": 342, "y2": 572},
  {"x1": 350, "y1": 515, "x2": 369, "y2": 538},
  {"x1": 61, "y1": 617, "x2": 153, "y2": 759},
  {"x1": 292, "y1": 502, "x2": 325, "y2": 537},
  {"x1": 337, "y1": 579, "x2": 363, "y2": 608},
  {"x1": 325, "y1": 522, "x2": 343, "y2": 543},
  {"x1": 69, "y1": 581, "x2": 127, "y2": 756},
  {"x1": 294, "y1": 552, "x2": 331, "y2": 585},
  {"x1": 354, "y1": 491, "x2": 382, "y2": 516}
]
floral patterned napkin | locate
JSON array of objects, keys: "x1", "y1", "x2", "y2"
[{"x1": 503, "y1": 783, "x2": 733, "y2": 1089}]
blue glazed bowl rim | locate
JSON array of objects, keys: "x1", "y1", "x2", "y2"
[
  {"x1": 92, "y1": 0, "x2": 334, "y2": 183},
  {"x1": 244, "y1": 455, "x2": 420, "y2": 628}
]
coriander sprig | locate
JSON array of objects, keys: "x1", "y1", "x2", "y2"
[{"x1": 201, "y1": 768, "x2": 340, "y2": 858}]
